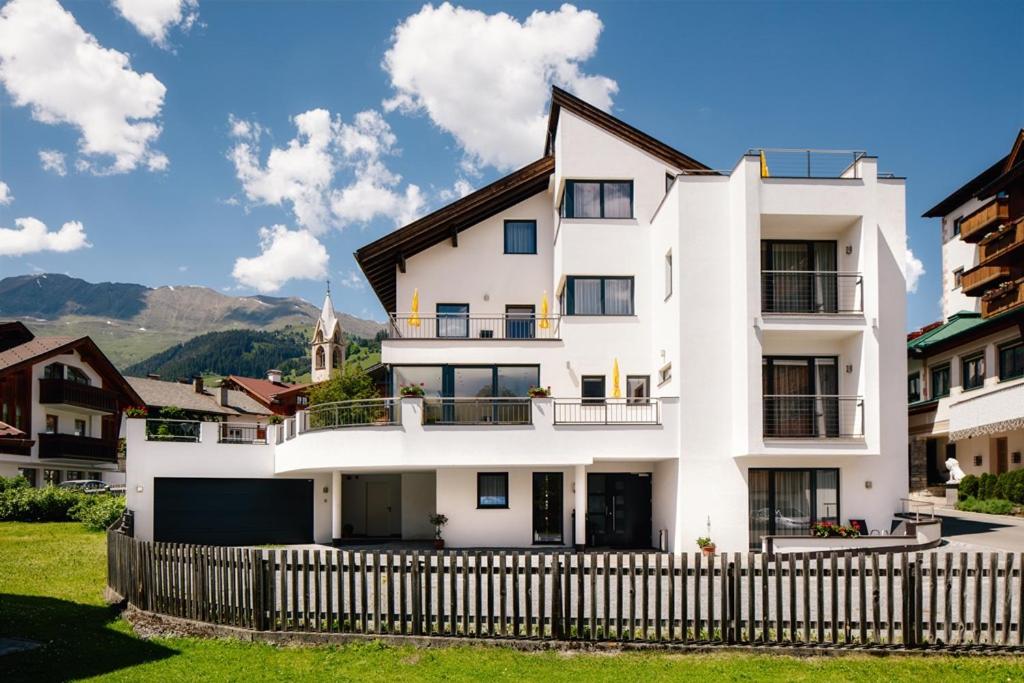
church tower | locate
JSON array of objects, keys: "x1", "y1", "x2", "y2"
[{"x1": 311, "y1": 284, "x2": 344, "y2": 383}]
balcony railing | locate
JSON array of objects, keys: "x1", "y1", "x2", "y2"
[
  {"x1": 760, "y1": 271, "x2": 863, "y2": 314},
  {"x1": 552, "y1": 398, "x2": 661, "y2": 425},
  {"x1": 960, "y1": 197, "x2": 1009, "y2": 243},
  {"x1": 762, "y1": 395, "x2": 864, "y2": 439},
  {"x1": 386, "y1": 314, "x2": 560, "y2": 341},
  {"x1": 301, "y1": 399, "x2": 399, "y2": 432},
  {"x1": 38, "y1": 433, "x2": 118, "y2": 462},
  {"x1": 38, "y1": 378, "x2": 119, "y2": 413},
  {"x1": 960, "y1": 264, "x2": 1012, "y2": 296},
  {"x1": 217, "y1": 422, "x2": 267, "y2": 444},
  {"x1": 979, "y1": 218, "x2": 1024, "y2": 266},
  {"x1": 982, "y1": 277, "x2": 1024, "y2": 318},
  {"x1": 145, "y1": 419, "x2": 201, "y2": 443},
  {"x1": 752, "y1": 148, "x2": 866, "y2": 179},
  {"x1": 422, "y1": 398, "x2": 532, "y2": 426}
]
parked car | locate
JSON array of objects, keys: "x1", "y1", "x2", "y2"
[{"x1": 59, "y1": 480, "x2": 109, "y2": 494}]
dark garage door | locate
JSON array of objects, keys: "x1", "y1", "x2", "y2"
[{"x1": 154, "y1": 478, "x2": 314, "y2": 545}]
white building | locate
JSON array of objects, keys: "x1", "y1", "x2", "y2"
[{"x1": 126, "y1": 88, "x2": 909, "y2": 552}]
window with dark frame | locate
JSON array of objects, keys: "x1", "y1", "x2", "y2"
[
  {"x1": 908, "y1": 372, "x2": 921, "y2": 403},
  {"x1": 477, "y1": 472, "x2": 509, "y2": 509},
  {"x1": 503, "y1": 220, "x2": 537, "y2": 255},
  {"x1": 659, "y1": 364, "x2": 672, "y2": 385},
  {"x1": 45, "y1": 414, "x2": 58, "y2": 434},
  {"x1": 952, "y1": 216, "x2": 963, "y2": 237},
  {"x1": 43, "y1": 362, "x2": 64, "y2": 380},
  {"x1": 930, "y1": 364, "x2": 951, "y2": 399},
  {"x1": 504, "y1": 305, "x2": 536, "y2": 339},
  {"x1": 581, "y1": 375, "x2": 606, "y2": 404},
  {"x1": 962, "y1": 353, "x2": 985, "y2": 391},
  {"x1": 436, "y1": 303, "x2": 470, "y2": 338},
  {"x1": 626, "y1": 375, "x2": 650, "y2": 403},
  {"x1": 999, "y1": 339, "x2": 1024, "y2": 381},
  {"x1": 561, "y1": 180, "x2": 634, "y2": 219},
  {"x1": 748, "y1": 468, "x2": 839, "y2": 550},
  {"x1": 953, "y1": 268, "x2": 964, "y2": 290},
  {"x1": 562, "y1": 276, "x2": 634, "y2": 315}
]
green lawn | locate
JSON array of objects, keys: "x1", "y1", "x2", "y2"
[{"x1": 2, "y1": 523, "x2": 1024, "y2": 681}]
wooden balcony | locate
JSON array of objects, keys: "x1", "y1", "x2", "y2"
[
  {"x1": 979, "y1": 218, "x2": 1024, "y2": 266},
  {"x1": 960, "y1": 197, "x2": 1009, "y2": 243},
  {"x1": 37, "y1": 433, "x2": 118, "y2": 463},
  {"x1": 39, "y1": 378, "x2": 119, "y2": 414},
  {"x1": 981, "y1": 277, "x2": 1024, "y2": 318},
  {"x1": 960, "y1": 264, "x2": 1012, "y2": 296}
]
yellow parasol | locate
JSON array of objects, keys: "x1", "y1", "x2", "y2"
[
  {"x1": 539, "y1": 291, "x2": 550, "y2": 330},
  {"x1": 759, "y1": 150, "x2": 770, "y2": 178},
  {"x1": 409, "y1": 288, "x2": 421, "y2": 327},
  {"x1": 612, "y1": 358, "x2": 621, "y2": 398}
]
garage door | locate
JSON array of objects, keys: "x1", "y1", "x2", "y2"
[{"x1": 154, "y1": 478, "x2": 313, "y2": 545}]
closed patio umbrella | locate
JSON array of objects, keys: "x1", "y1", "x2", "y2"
[
  {"x1": 612, "y1": 358, "x2": 621, "y2": 398},
  {"x1": 409, "y1": 288, "x2": 421, "y2": 327},
  {"x1": 539, "y1": 291, "x2": 550, "y2": 330}
]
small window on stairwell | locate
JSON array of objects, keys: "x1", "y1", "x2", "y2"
[{"x1": 953, "y1": 268, "x2": 964, "y2": 290}]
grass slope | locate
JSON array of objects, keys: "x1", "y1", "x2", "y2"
[{"x1": 2, "y1": 523, "x2": 1024, "y2": 681}]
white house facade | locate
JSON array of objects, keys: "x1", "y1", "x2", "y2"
[{"x1": 125, "y1": 88, "x2": 909, "y2": 552}]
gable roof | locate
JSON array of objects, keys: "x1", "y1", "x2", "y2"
[
  {"x1": 125, "y1": 376, "x2": 270, "y2": 416},
  {"x1": 907, "y1": 308, "x2": 1024, "y2": 357},
  {"x1": 923, "y1": 129, "x2": 1024, "y2": 217},
  {"x1": 223, "y1": 375, "x2": 309, "y2": 404},
  {"x1": 544, "y1": 86, "x2": 709, "y2": 172},
  {"x1": 355, "y1": 155, "x2": 555, "y2": 313}
]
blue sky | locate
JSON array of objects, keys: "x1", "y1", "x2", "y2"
[{"x1": 0, "y1": 1, "x2": 1021, "y2": 329}]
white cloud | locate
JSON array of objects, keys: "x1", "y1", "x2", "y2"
[
  {"x1": 111, "y1": 0, "x2": 198, "y2": 48},
  {"x1": 177, "y1": 265, "x2": 188, "y2": 272},
  {"x1": 0, "y1": 217, "x2": 90, "y2": 257},
  {"x1": 228, "y1": 108, "x2": 424, "y2": 232},
  {"x1": 0, "y1": 181, "x2": 12, "y2": 205},
  {"x1": 0, "y1": 0, "x2": 167, "y2": 174},
  {"x1": 905, "y1": 247, "x2": 925, "y2": 293},
  {"x1": 39, "y1": 149, "x2": 67, "y2": 176},
  {"x1": 338, "y1": 269, "x2": 365, "y2": 290},
  {"x1": 232, "y1": 225, "x2": 328, "y2": 293},
  {"x1": 383, "y1": 3, "x2": 617, "y2": 171},
  {"x1": 439, "y1": 177, "x2": 473, "y2": 201}
]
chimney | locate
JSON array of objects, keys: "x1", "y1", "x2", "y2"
[
  {"x1": 147, "y1": 373, "x2": 160, "y2": 380},
  {"x1": 267, "y1": 369, "x2": 283, "y2": 384},
  {"x1": 193, "y1": 376, "x2": 204, "y2": 394},
  {"x1": 218, "y1": 385, "x2": 229, "y2": 406}
]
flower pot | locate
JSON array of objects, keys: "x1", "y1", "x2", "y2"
[
  {"x1": 434, "y1": 538, "x2": 445, "y2": 550},
  {"x1": 701, "y1": 544, "x2": 716, "y2": 557}
]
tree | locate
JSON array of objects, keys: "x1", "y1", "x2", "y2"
[{"x1": 308, "y1": 365, "x2": 378, "y2": 405}]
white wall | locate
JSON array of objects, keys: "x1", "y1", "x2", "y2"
[{"x1": 940, "y1": 196, "x2": 986, "y2": 320}]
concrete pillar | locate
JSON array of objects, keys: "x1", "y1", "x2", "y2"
[
  {"x1": 332, "y1": 471, "x2": 342, "y2": 541},
  {"x1": 574, "y1": 465, "x2": 586, "y2": 550}
]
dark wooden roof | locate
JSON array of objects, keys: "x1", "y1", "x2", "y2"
[
  {"x1": 355, "y1": 156, "x2": 555, "y2": 313},
  {"x1": 544, "y1": 86, "x2": 708, "y2": 172}
]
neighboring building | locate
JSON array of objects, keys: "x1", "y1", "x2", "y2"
[
  {"x1": 126, "y1": 375, "x2": 272, "y2": 422},
  {"x1": 126, "y1": 87, "x2": 908, "y2": 552},
  {"x1": 219, "y1": 371, "x2": 310, "y2": 416},
  {"x1": 0, "y1": 321, "x2": 143, "y2": 487}
]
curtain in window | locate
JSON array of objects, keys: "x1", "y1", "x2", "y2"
[
  {"x1": 766, "y1": 242, "x2": 811, "y2": 312},
  {"x1": 748, "y1": 470, "x2": 771, "y2": 550},
  {"x1": 813, "y1": 242, "x2": 838, "y2": 312},
  {"x1": 603, "y1": 182, "x2": 632, "y2": 218},
  {"x1": 572, "y1": 182, "x2": 601, "y2": 218},
  {"x1": 766, "y1": 360, "x2": 812, "y2": 437},
  {"x1": 814, "y1": 359, "x2": 839, "y2": 436},
  {"x1": 774, "y1": 470, "x2": 812, "y2": 537},
  {"x1": 479, "y1": 475, "x2": 507, "y2": 507},
  {"x1": 504, "y1": 221, "x2": 536, "y2": 254},
  {"x1": 573, "y1": 278, "x2": 602, "y2": 314},
  {"x1": 815, "y1": 470, "x2": 839, "y2": 524},
  {"x1": 603, "y1": 278, "x2": 633, "y2": 315},
  {"x1": 437, "y1": 305, "x2": 469, "y2": 337}
]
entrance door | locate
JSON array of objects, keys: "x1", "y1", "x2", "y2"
[
  {"x1": 532, "y1": 472, "x2": 563, "y2": 544},
  {"x1": 586, "y1": 473, "x2": 652, "y2": 548},
  {"x1": 365, "y1": 481, "x2": 394, "y2": 537},
  {"x1": 994, "y1": 437, "x2": 1009, "y2": 475}
]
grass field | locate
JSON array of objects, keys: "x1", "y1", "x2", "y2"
[{"x1": 2, "y1": 522, "x2": 1024, "y2": 681}]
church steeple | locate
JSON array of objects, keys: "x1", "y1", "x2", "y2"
[{"x1": 311, "y1": 282, "x2": 344, "y2": 383}]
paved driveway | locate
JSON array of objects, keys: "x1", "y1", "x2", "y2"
[{"x1": 936, "y1": 508, "x2": 1024, "y2": 552}]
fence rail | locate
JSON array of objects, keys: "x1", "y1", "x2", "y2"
[
  {"x1": 761, "y1": 271, "x2": 863, "y2": 314},
  {"x1": 763, "y1": 395, "x2": 863, "y2": 439},
  {"x1": 422, "y1": 398, "x2": 532, "y2": 426},
  {"x1": 108, "y1": 532, "x2": 1024, "y2": 648},
  {"x1": 553, "y1": 399, "x2": 661, "y2": 425},
  {"x1": 386, "y1": 314, "x2": 561, "y2": 341},
  {"x1": 301, "y1": 399, "x2": 398, "y2": 431},
  {"x1": 145, "y1": 419, "x2": 201, "y2": 443},
  {"x1": 218, "y1": 422, "x2": 267, "y2": 445},
  {"x1": 752, "y1": 148, "x2": 866, "y2": 179}
]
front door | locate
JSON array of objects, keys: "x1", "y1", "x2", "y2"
[
  {"x1": 365, "y1": 481, "x2": 394, "y2": 537},
  {"x1": 994, "y1": 437, "x2": 1009, "y2": 475},
  {"x1": 532, "y1": 472, "x2": 563, "y2": 544},
  {"x1": 586, "y1": 473, "x2": 652, "y2": 548}
]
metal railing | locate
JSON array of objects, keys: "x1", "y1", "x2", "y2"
[
  {"x1": 217, "y1": 422, "x2": 267, "y2": 445},
  {"x1": 422, "y1": 397, "x2": 532, "y2": 425},
  {"x1": 751, "y1": 148, "x2": 866, "y2": 179},
  {"x1": 386, "y1": 314, "x2": 560, "y2": 340},
  {"x1": 38, "y1": 378, "x2": 119, "y2": 413},
  {"x1": 762, "y1": 395, "x2": 863, "y2": 438},
  {"x1": 761, "y1": 271, "x2": 863, "y2": 314},
  {"x1": 553, "y1": 398, "x2": 661, "y2": 425},
  {"x1": 301, "y1": 399, "x2": 399, "y2": 431},
  {"x1": 144, "y1": 419, "x2": 201, "y2": 443},
  {"x1": 898, "y1": 498, "x2": 936, "y2": 521}
]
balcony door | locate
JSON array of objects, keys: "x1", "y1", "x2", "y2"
[
  {"x1": 763, "y1": 357, "x2": 839, "y2": 437},
  {"x1": 761, "y1": 240, "x2": 837, "y2": 313}
]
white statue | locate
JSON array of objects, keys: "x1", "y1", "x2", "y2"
[{"x1": 945, "y1": 457, "x2": 966, "y2": 484}]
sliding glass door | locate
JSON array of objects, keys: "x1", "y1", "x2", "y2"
[
  {"x1": 763, "y1": 356, "x2": 840, "y2": 437},
  {"x1": 748, "y1": 468, "x2": 839, "y2": 550},
  {"x1": 761, "y1": 240, "x2": 838, "y2": 313}
]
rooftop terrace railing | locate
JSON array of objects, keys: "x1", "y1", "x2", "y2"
[{"x1": 750, "y1": 148, "x2": 867, "y2": 179}]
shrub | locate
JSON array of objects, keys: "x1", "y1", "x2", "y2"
[
  {"x1": 0, "y1": 484, "x2": 82, "y2": 522},
  {"x1": 70, "y1": 494, "x2": 126, "y2": 531},
  {"x1": 956, "y1": 496, "x2": 1015, "y2": 515},
  {"x1": 979, "y1": 473, "x2": 998, "y2": 501},
  {"x1": 958, "y1": 474, "x2": 979, "y2": 500},
  {"x1": 0, "y1": 475, "x2": 30, "y2": 493},
  {"x1": 1001, "y1": 469, "x2": 1024, "y2": 505}
]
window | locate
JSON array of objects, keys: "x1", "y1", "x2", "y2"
[
  {"x1": 504, "y1": 220, "x2": 537, "y2": 254},
  {"x1": 67, "y1": 470, "x2": 83, "y2": 481},
  {"x1": 748, "y1": 468, "x2": 839, "y2": 550},
  {"x1": 930, "y1": 364, "x2": 951, "y2": 399},
  {"x1": 962, "y1": 353, "x2": 985, "y2": 391},
  {"x1": 664, "y1": 251, "x2": 673, "y2": 300},
  {"x1": 908, "y1": 372, "x2": 921, "y2": 403},
  {"x1": 74, "y1": 419, "x2": 87, "y2": 437},
  {"x1": 581, "y1": 375, "x2": 606, "y2": 404},
  {"x1": 659, "y1": 364, "x2": 672, "y2": 385},
  {"x1": 45, "y1": 415, "x2": 58, "y2": 434},
  {"x1": 761, "y1": 240, "x2": 839, "y2": 314},
  {"x1": 66, "y1": 366, "x2": 91, "y2": 385},
  {"x1": 563, "y1": 276, "x2": 634, "y2": 315},
  {"x1": 477, "y1": 473, "x2": 509, "y2": 509},
  {"x1": 974, "y1": 455, "x2": 983, "y2": 467},
  {"x1": 18, "y1": 468, "x2": 36, "y2": 487},
  {"x1": 315, "y1": 346, "x2": 325, "y2": 370},
  {"x1": 44, "y1": 362, "x2": 64, "y2": 380},
  {"x1": 952, "y1": 216, "x2": 963, "y2": 237},
  {"x1": 561, "y1": 180, "x2": 633, "y2": 219},
  {"x1": 436, "y1": 303, "x2": 470, "y2": 338},
  {"x1": 953, "y1": 268, "x2": 964, "y2": 290},
  {"x1": 999, "y1": 340, "x2": 1024, "y2": 381},
  {"x1": 626, "y1": 375, "x2": 649, "y2": 403},
  {"x1": 505, "y1": 305, "x2": 535, "y2": 339}
]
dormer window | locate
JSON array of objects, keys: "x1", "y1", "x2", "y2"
[{"x1": 561, "y1": 180, "x2": 633, "y2": 219}]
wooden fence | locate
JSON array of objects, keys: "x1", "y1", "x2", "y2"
[{"x1": 107, "y1": 532, "x2": 1024, "y2": 647}]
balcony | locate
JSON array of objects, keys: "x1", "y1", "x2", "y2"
[
  {"x1": 422, "y1": 398, "x2": 532, "y2": 425},
  {"x1": 959, "y1": 197, "x2": 1009, "y2": 243},
  {"x1": 37, "y1": 433, "x2": 118, "y2": 463},
  {"x1": 38, "y1": 378, "x2": 119, "y2": 414},
  {"x1": 553, "y1": 398, "x2": 661, "y2": 425},
  {"x1": 978, "y1": 218, "x2": 1024, "y2": 266},
  {"x1": 981, "y1": 277, "x2": 1024, "y2": 317},
  {"x1": 960, "y1": 264, "x2": 1012, "y2": 296},
  {"x1": 144, "y1": 419, "x2": 201, "y2": 443},
  {"x1": 760, "y1": 271, "x2": 863, "y2": 315},
  {"x1": 762, "y1": 395, "x2": 864, "y2": 439},
  {"x1": 385, "y1": 314, "x2": 560, "y2": 341},
  {"x1": 300, "y1": 399, "x2": 398, "y2": 431},
  {"x1": 217, "y1": 422, "x2": 268, "y2": 445},
  {"x1": 752, "y1": 148, "x2": 866, "y2": 179}
]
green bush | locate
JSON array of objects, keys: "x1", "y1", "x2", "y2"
[
  {"x1": 69, "y1": 494, "x2": 126, "y2": 531},
  {"x1": 979, "y1": 473, "x2": 997, "y2": 500},
  {"x1": 958, "y1": 474, "x2": 979, "y2": 501},
  {"x1": 0, "y1": 484, "x2": 83, "y2": 522},
  {"x1": 956, "y1": 496, "x2": 1016, "y2": 515},
  {"x1": 958, "y1": 471, "x2": 1024, "y2": 505},
  {"x1": 0, "y1": 475, "x2": 31, "y2": 493}
]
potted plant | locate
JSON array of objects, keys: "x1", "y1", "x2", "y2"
[
  {"x1": 125, "y1": 406, "x2": 148, "y2": 418},
  {"x1": 400, "y1": 383, "x2": 425, "y2": 398},
  {"x1": 267, "y1": 414, "x2": 284, "y2": 425},
  {"x1": 527, "y1": 386, "x2": 551, "y2": 398},
  {"x1": 697, "y1": 536, "x2": 716, "y2": 557},
  {"x1": 429, "y1": 513, "x2": 448, "y2": 550}
]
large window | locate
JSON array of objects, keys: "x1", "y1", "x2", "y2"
[
  {"x1": 561, "y1": 180, "x2": 633, "y2": 219},
  {"x1": 563, "y1": 276, "x2": 634, "y2": 315},
  {"x1": 436, "y1": 303, "x2": 469, "y2": 338},
  {"x1": 761, "y1": 240, "x2": 839, "y2": 313},
  {"x1": 762, "y1": 356, "x2": 839, "y2": 437},
  {"x1": 930, "y1": 364, "x2": 950, "y2": 399},
  {"x1": 477, "y1": 473, "x2": 509, "y2": 509},
  {"x1": 748, "y1": 468, "x2": 839, "y2": 550},
  {"x1": 908, "y1": 372, "x2": 921, "y2": 403},
  {"x1": 504, "y1": 220, "x2": 537, "y2": 254},
  {"x1": 582, "y1": 375, "x2": 606, "y2": 404},
  {"x1": 505, "y1": 305, "x2": 535, "y2": 339},
  {"x1": 1000, "y1": 340, "x2": 1024, "y2": 381},
  {"x1": 962, "y1": 353, "x2": 985, "y2": 391}
]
